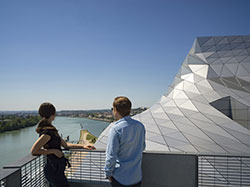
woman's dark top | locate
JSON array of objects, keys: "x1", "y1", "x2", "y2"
[{"x1": 39, "y1": 127, "x2": 62, "y2": 160}]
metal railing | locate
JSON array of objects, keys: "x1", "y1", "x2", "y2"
[
  {"x1": 198, "y1": 154, "x2": 250, "y2": 187},
  {"x1": 63, "y1": 149, "x2": 108, "y2": 183},
  {"x1": 1, "y1": 154, "x2": 47, "y2": 187},
  {"x1": 2, "y1": 150, "x2": 250, "y2": 187},
  {"x1": 20, "y1": 155, "x2": 47, "y2": 187},
  {"x1": 0, "y1": 177, "x2": 6, "y2": 187}
]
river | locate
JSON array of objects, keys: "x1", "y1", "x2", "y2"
[{"x1": 0, "y1": 116, "x2": 109, "y2": 169}]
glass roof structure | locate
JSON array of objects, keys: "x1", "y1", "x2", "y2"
[{"x1": 96, "y1": 35, "x2": 250, "y2": 154}]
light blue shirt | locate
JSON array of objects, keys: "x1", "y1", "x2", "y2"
[{"x1": 104, "y1": 116, "x2": 146, "y2": 186}]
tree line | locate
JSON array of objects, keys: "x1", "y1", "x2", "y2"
[{"x1": 0, "y1": 115, "x2": 41, "y2": 133}]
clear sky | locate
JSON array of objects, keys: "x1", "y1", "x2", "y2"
[{"x1": 0, "y1": 0, "x2": 250, "y2": 111}]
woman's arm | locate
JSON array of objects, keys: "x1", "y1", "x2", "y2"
[
  {"x1": 31, "y1": 135, "x2": 63, "y2": 158},
  {"x1": 60, "y1": 138, "x2": 95, "y2": 150}
]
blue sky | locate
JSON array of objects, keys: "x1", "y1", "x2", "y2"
[{"x1": 0, "y1": 0, "x2": 250, "y2": 110}]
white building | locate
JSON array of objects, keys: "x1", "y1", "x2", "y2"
[{"x1": 96, "y1": 35, "x2": 250, "y2": 154}]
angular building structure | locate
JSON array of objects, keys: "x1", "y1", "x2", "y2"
[{"x1": 96, "y1": 35, "x2": 250, "y2": 154}]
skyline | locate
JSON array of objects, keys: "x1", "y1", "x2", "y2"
[{"x1": 1, "y1": 0, "x2": 250, "y2": 110}]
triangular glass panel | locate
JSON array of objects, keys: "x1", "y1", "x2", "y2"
[
  {"x1": 192, "y1": 100, "x2": 210, "y2": 111},
  {"x1": 195, "y1": 53, "x2": 207, "y2": 62},
  {"x1": 184, "y1": 128, "x2": 214, "y2": 142},
  {"x1": 231, "y1": 42, "x2": 244, "y2": 50},
  {"x1": 211, "y1": 58, "x2": 223, "y2": 64},
  {"x1": 173, "y1": 91, "x2": 188, "y2": 99},
  {"x1": 151, "y1": 111, "x2": 169, "y2": 118},
  {"x1": 224, "y1": 63, "x2": 238, "y2": 75},
  {"x1": 183, "y1": 81, "x2": 200, "y2": 94},
  {"x1": 208, "y1": 78, "x2": 226, "y2": 88},
  {"x1": 193, "y1": 39, "x2": 202, "y2": 53},
  {"x1": 240, "y1": 56, "x2": 250, "y2": 63},
  {"x1": 220, "y1": 57, "x2": 233, "y2": 63},
  {"x1": 240, "y1": 63, "x2": 250, "y2": 74},
  {"x1": 231, "y1": 36, "x2": 243, "y2": 43},
  {"x1": 181, "y1": 66, "x2": 192, "y2": 75},
  {"x1": 158, "y1": 121, "x2": 179, "y2": 131},
  {"x1": 211, "y1": 64, "x2": 223, "y2": 75},
  {"x1": 188, "y1": 117, "x2": 213, "y2": 127},
  {"x1": 174, "y1": 98, "x2": 189, "y2": 106},
  {"x1": 202, "y1": 129, "x2": 239, "y2": 145},
  {"x1": 187, "y1": 54, "x2": 206, "y2": 65},
  {"x1": 216, "y1": 37, "x2": 229, "y2": 45},
  {"x1": 196, "y1": 79, "x2": 213, "y2": 89},
  {"x1": 207, "y1": 67, "x2": 220, "y2": 79},
  {"x1": 228, "y1": 36, "x2": 240, "y2": 43},
  {"x1": 154, "y1": 117, "x2": 169, "y2": 125},
  {"x1": 193, "y1": 66, "x2": 209, "y2": 78},
  {"x1": 162, "y1": 100, "x2": 176, "y2": 107},
  {"x1": 179, "y1": 100, "x2": 198, "y2": 111},
  {"x1": 147, "y1": 134, "x2": 167, "y2": 145},
  {"x1": 193, "y1": 74, "x2": 205, "y2": 83},
  {"x1": 184, "y1": 133, "x2": 214, "y2": 146},
  {"x1": 218, "y1": 44, "x2": 231, "y2": 51},
  {"x1": 164, "y1": 133, "x2": 189, "y2": 144},
  {"x1": 201, "y1": 45, "x2": 216, "y2": 52},
  {"x1": 191, "y1": 95, "x2": 208, "y2": 104},
  {"x1": 238, "y1": 49, "x2": 249, "y2": 56},
  {"x1": 189, "y1": 64, "x2": 207, "y2": 72},
  {"x1": 233, "y1": 43, "x2": 246, "y2": 50},
  {"x1": 223, "y1": 126, "x2": 250, "y2": 143},
  {"x1": 177, "y1": 144, "x2": 198, "y2": 153},
  {"x1": 225, "y1": 56, "x2": 238, "y2": 64},
  {"x1": 174, "y1": 121, "x2": 197, "y2": 132},
  {"x1": 239, "y1": 76, "x2": 250, "y2": 83},
  {"x1": 179, "y1": 108, "x2": 198, "y2": 116},
  {"x1": 197, "y1": 37, "x2": 212, "y2": 46},
  {"x1": 169, "y1": 146, "x2": 183, "y2": 152},
  {"x1": 167, "y1": 108, "x2": 184, "y2": 116},
  {"x1": 207, "y1": 51, "x2": 220, "y2": 59},
  {"x1": 181, "y1": 73, "x2": 194, "y2": 83},
  {"x1": 221, "y1": 65, "x2": 234, "y2": 77},
  {"x1": 202, "y1": 37, "x2": 215, "y2": 46},
  {"x1": 233, "y1": 49, "x2": 245, "y2": 56},
  {"x1": 237, "y1": 64, "x2": 250, "y2": 76},
  {"x1": 183, "y1": 90, "x2": 200, "y2": 99},
  {"x1": 175, "y1": 81, "x2": 184, "y2": 90},
  {"x1": 146, "y1": 140, "x2": 170, "y2": 151}
]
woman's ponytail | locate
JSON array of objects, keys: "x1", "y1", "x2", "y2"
[{"x1": 36, "y1": 103, "x2": 57, "y2": 134}]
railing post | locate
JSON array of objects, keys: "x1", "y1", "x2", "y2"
[
  {"x1": 0, "y1": 168, "x2": 21, "y2": 187},
  {"x1": 6, "y1": 169, "x2": 21, "y2": 187},
  {"x1": 195, "y1": 155, "x2": 198, "y2": 187}
]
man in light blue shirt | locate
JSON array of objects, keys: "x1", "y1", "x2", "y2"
[{"x1": 105, "y1": 96, "x2": 146, "y2": 187}]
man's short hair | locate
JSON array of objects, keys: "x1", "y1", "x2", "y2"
[{"x1": 113, "y1": 96, "x2": 132, "y2": 117}]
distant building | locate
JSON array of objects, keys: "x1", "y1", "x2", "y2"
[{"x1": 96, "y1": 35, "x2": 250, "y2": 154}]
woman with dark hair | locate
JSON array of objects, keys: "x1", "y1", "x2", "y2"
[{"x1": 31, "y1": 102, "x2": 95, "y2": 187}]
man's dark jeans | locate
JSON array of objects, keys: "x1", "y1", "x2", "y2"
[{"x1": 111, "y1": 177, "x2": 142, "y2": 187}]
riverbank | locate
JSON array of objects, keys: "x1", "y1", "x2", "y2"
[
  {"x1": 0, "y1": 115, "x2": 40, "y2": 133},
  {"x1": 86, "y1": 116, "x2": 112, "y2": 123},
  {"x1": 79, "y1": 129, "x2": 97, "y2": 145}
]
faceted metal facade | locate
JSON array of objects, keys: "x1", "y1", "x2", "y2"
[{"x1": 96, "y1": 35, "x2": 250, "y2": 154}]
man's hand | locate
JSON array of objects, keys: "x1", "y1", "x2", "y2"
[{"x1": 108, "y1": 176, "x2": 113, "y2": 183}]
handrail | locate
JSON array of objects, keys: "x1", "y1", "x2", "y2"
[
  {"x1": 1, "y1": 149, "x2": 250, "y2": 186},
  {"x1": 3, "y1": 154, "x2": 39, "y2": 169}
]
